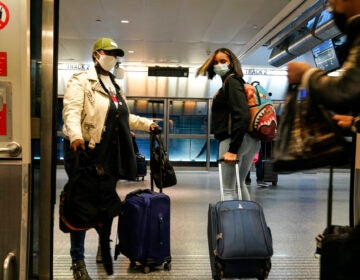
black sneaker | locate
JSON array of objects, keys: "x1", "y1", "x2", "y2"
[
  {"x1": 71, "y1": 259, "x2": 92, "y2": 280},
  {"x1": 96, "y1": 243, "x2": 102, "y2": 263}
]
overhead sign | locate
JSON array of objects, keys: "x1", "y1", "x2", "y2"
[{"x1": 0, "y1": 2, "x2": 10, "y2": 30}]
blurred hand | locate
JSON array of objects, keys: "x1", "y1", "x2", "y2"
[
  {"x1": 332, "y1": 114, "x2": 354, "y2": 129},
  {"x1": 223, "y1": 152, "x2": 237, "y2": 162},
  {"x1": 287, "y1": 62, "x2": 312, "y2": 84},
  {"x1": 70, "y1": 139, "x2": 85, "y2": 151}
]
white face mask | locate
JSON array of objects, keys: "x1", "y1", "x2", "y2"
[
  {"x1": 213, "y1": 63, "x2": 230, "y2": 76},
  {"x1": 96, "y1": 52, "x2": 117, "y2": 72}
]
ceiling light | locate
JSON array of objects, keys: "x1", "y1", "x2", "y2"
[
  {"x1": 121, "y1": 20, "x2": 129, "y2": 23},
  {"x1": 128, "y1": 50, "x2": 135, "y2": 54}
]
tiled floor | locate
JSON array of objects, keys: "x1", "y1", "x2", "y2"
[{"x1": 54, "y1": 167, "x2": 351, "y2": 279}]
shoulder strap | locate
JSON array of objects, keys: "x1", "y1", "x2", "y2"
[
  {"x1": 223, "y1": 73, "x2": 245, "y2": 86},
  {"x1": 223, "y1": 73, "x2": 234, "y2": 85},
  {"x1": 109, "y1": 73, "x2": 121, "y2": 93}
]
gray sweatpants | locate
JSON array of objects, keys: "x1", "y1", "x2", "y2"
[{"x1": 218, "y1": 134, "x2": 260, "y2": 200}]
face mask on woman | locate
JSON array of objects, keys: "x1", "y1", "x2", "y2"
[
  {"x1": 96, "y1": 52, "x2": 117, "y2": 72},
  {"x1": 213, "y1": 63, "x2": 230, "y2": 76}
]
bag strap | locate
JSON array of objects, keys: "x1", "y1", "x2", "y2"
[
  {"x1": 66, "y1": 150, "x2": 82, "y2": 180},
  {"x1": 222, "y1": 74, "x2": 247, "y2": 135},
  {"x1": 150, "y1": 132, "x2": 166, "y2": 192},
  {"x1": 222, "y1": 73, "x2": 246, "y2": 86},
  {"x1": 131, "y1": 133, "x2": 140, "y2": 154},
  {"x1": 222, "y1": 73, "x2": 234, "y2": 85},
  {"x1": 150, "y1": 133, "x2": 165, "y2": 155}
]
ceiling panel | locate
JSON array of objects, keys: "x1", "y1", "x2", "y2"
[{"x1": 58, "y1": 0, "x2": 298, "y2": 66}]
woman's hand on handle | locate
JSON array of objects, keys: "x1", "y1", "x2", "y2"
[
  {"x1": 150, "y1": 123, "x2": 162, "y2": 134},
  {"x1": 70, "y1": 139, "x2": 85, "y2": 151},
  {"x1": 222, "y1": 151, "x2": 237, "y2": 163}
]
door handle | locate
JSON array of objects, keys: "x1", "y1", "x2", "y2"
[
  {"x1": 0, "y1": 142, "x2": 22, "y2": 157},
  {"x1": 3, "y1": 252, "x2": 16, "y2": 280}
]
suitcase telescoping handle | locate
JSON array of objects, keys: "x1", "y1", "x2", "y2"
[
  {"x1": 217, "y1": 159, "x2": 241, "y2": 201},
  {"x1": 327, "y1": 166, "x2": 334, "y2": 227}
]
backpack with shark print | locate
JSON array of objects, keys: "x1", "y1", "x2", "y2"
[{"x1": 243, "y1": 81, "x2": 277, "y2": 142}]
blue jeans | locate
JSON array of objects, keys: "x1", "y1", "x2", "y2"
[
  {"x1": 70, "y1": 218, "x2": 113, "y2": 261},
  {"x1": 70, "y1": 230, "x2": 86, "y2": 261},
  {"x1": 218, "y1": 134, "x2": 260, "y2": 200}
]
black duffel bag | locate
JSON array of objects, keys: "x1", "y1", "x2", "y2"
[
  {"x1": 150, "y1": 133, "x2": 177, "y2": 190},
  {"x1": 59, "y1": 150, "x2": 121, "y2": 233}
]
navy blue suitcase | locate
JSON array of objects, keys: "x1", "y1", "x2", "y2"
[
  {"x1": 114, "y1": 189, "x2": 171, "y2": 273},
  {"x1": 208, "y1": 200, "x2": 273, "y2": 279},
  {"x1": 208, "y1": 161, "x2": 273, "y2": 279}
]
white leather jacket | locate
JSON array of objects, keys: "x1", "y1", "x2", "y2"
[{"x1": 62, "y1": 65, "x2": 153, "y2": 148}]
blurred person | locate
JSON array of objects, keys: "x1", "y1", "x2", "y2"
[
  {"x1": 287, "y1": 2, "x2": 360, "y2": 278},
  {"x1": 196, "y1": 48, "x2": 260, "y2": 200},
  {"x1": 62, "y1": 37, "x2": 158, "y2": 279}
]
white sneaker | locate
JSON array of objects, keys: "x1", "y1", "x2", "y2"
[{"x1": 257, "y1": 181, "x2": 269, "y2": 187}]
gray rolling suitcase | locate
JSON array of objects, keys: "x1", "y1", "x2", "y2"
[
  {"x1": 261, "y1": 142, "x2": 278, "y2": 186},
  {"x1": 207, "y1": 160, "x2": 273, "y2": 279}
]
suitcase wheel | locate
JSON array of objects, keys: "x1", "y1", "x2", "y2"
[
  {"x1": 214, "y1": 261, "x2": 223, "y2": 279},
  {"x1": 143, "y1": 265, "x2": 151, "y2": 274},
  {"x1": 129, "y1": 262, "x2": 151, "y2": 274},
  {"x1": 129, "y1": 261, "x2": 137, "y2": 269},
  {"x1": 259, "y1": 259, "x2": 272, "y2": 279}
]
